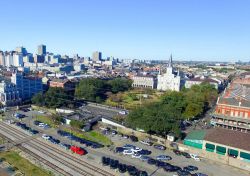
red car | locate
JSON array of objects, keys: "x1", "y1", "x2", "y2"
[{"x1": 70, "y1": 146, "x2": 86, "y2": 155}]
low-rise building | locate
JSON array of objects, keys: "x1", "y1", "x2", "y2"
[
  {"x1": 49, "y1": 78, "x2": 75, "y2": 91},
  {"x1": 11, "y1": 72, "x2": 43, "y2": 100},
  {"x1": 185, "y1": 76, "x2": 221, "y2": 89},
  {"x1": 132, "y1": 75, "x2": 157, "y2": 89}
]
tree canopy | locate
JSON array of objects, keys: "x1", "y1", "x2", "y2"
[
  {"x1": 32, "y1": 87, "x2": 74, "y2": 108},
  {"x1": 126, "y1": 83, "x2": 218, "y2": 137},
  {"x1": 75, "y1": 78, "x2": 132, "y2": 102}
]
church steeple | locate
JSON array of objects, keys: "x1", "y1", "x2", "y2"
[{"x1": 168, "y1": 54, "x2": 173, "y2": 67}]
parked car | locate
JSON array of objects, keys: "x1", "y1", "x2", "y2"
[
  {"x1": 123, "y1": 150, "x2": 134, "y2": 155},
  {"x1": 111, "y1": 130, "x2": 118, "y2": 135},
  {"x1": 42, "y1": 134, "x2": 51, "y2": 140},
  {"x1": 130, "y1": 135, "x2": 138, "y2": 142},
  {"x1": 139, "y1": 140, "x2": 153, "y2": 146},
  {"x1": 118, "y1": 163, "x2": 127, "y2": 173},
  {"x1": 177, "y1": 169, "x2": 191, "y2": 176},
  {"x1": 102, "y1": 157, "x2": 110, "y2": 166},
  {"x1": 153, "y1": 144, "x2": 166, "y2": 150},
  {"x1": 137, "y1": 149, "x2": 151, "y2": 155},
  {"x1": 30, "y1": 129, "x2": 39, "y2": 135},
  {"x1": 131, "y1": 147, "x2": 142, "y2": 152},
  {"x1": 183, "y1": 165, "x2": 198, "y2": 172},
  {"x1": 131, "y1": 153, "x2": 141, "y2": 159},
  {"x1": 181, "y1": 152, "x2": 191, "y2": 158},
  {"x1": 190, "y1": 154, "x2": 200, "y2": 161},
  {"x1": 192, "y1": 173, "x2": 208, "y2": 176},
  {"x1": 156, "y1": 155, "x2": 172, "y2": 161},
  {"x1": 110, "y1": 159, "x2": 119, "y2": 169},
  {"x1": 123, "y1": 135, "x2": 129, "y2": 139},
  {"x1": 138, "y1": 171, "x2": 148, "y2": 176},
  {"x1": 115, "y1": 147, "x2": 124, "y2": 153},
  {"x1": 140, "y1": 155, "x2": 151, "y2": 162},
  {"x1": 59, "y1": 143, "x2": 71, "y2": 150},
  {"x1": 147, "y1": 158, "x2": 157, "y2": 165},
  {"x1": 34, "y1": 120, "x2": 42, "y2": 126},
  {"x1": 70, "y1": 146, "x2": 86, "y2": 155},
  {"x1": 173, "y1": 149, "x2": 182, "y2": 155},
  {"x1": 38, "y1": 110, "x2": 45, "y2": 114},
  {"x1": 123, "y1": 144, "x2": 136, "y2": 149}
]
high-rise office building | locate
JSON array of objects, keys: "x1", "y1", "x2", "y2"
[
  {"x1": 13, "y1": 53, "x2": 24, "y2": 67},
  {"x1": 0, "y1": 51, "x2": 5, "y2": 66},
  {"x1": 92, "y1": 51, "x2": 102, "y2": 61},
  {"x1": 37, "y1": 44, "x2": 46, "y2": 55},
  {"x1": 15, "y1": 46, "x2": 27, "y2": 55}
]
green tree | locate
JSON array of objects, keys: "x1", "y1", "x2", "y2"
[
  {"x1": 75, "y1": 78, "x2": 107, "y2": 102},
  {"x1": 70, "y1": 119, "x2": 85, "y2": 129},
  {"x1": 108, "y1": 78, "x2": 132, "y2": 93},
  {"x1": 31, "y1": 92, "x2": 44, "y2": 106}
]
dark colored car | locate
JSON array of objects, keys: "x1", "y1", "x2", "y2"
[
  {"x1": 130, "y1": 135, "x2": 138, "y2": 142},
  {"x1": 173, "y1": 149, "x2": 182, "y2": 155},
  {"x1": 164, "y1": 164, "x2": 175, "y2": 172},
  {"x1": 147, "y1": 158, "x2": 157, "y2": 165},
  {"x1": 177, "y1": 169, "x2": 191, "y2": 176},
  {"x1": 183, "y1": 165, "x2": 198, "y2": 172},
  {"x1": 137, "y1": 149, "x2": 151, "y2": 155},
  {"x1": 192, "y1": 173, "x2": 208, "y2": 176},
  {"x1": 118, "y1": 164, "x2": 127, "y2": 173},
  {"x1": 30, "y1": 129, "x2": 39, "y2": 135},
  {"x1": 155, "y1": 160, "x2": 167, "y2": 167},
  {"x1": 110, "y1": 159, "x2": 119, "y2": 169},
  {"x1": 153, "y1": 144, "x2": 166, "y2": 150},
  {"x1": 33, "y1": 120, "x2": 42, "y2": 126},
  {"x1": 127, "y1": 165, "x2": 138, "y2": 176},
  {"x1": 102, "y1": 157, "x2": 110, "y2": 166},
  {"x1": 115, "y1": 147, "x2": 125, "y2": 153},
  {"x1": 138, "y1": 171, "x2": 148, "y2": 176},
  {"x1": 182, "y1": 152, "x2": 191, "y2": 158}
]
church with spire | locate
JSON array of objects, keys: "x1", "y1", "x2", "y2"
[{"x1": 157, "y1": 55, "x2": 181, "y2": 91}]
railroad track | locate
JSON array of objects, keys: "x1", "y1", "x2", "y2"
[
  {"x1": 0, "y1": 122, "x2": 115, "y2": 176},
  {"x1": 0, "y1": 132, "x2": 73, "y2": 176}
]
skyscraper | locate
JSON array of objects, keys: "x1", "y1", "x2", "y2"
[
  {"x1": 37, "y1": 44, "x2": 46, "y2": 55},
  {"x1": 92, "y1": 51, "x2": 102, "y2": 61}
]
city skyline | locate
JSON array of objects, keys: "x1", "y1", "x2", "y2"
[{"x1": 0, "y1": 0, "x2": 250, "y2": 61}]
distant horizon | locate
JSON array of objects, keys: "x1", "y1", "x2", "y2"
[
  {"x1": 0, "y1": 1, "x2": 250, "y2": 61},
  {"x1": 0, "y1": 45, "x2": 246, "y2": 63}
]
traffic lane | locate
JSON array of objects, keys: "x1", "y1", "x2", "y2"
[{"x1": 108, "y1": 134, "x2": 249, "y2": 176}]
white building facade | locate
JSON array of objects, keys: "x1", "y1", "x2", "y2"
[
  {"x1": 157, "y1": 56, "x2": 181, "y2": 91},
  {"x1": 132, "y1": 75, "x2": 157, "y2": 89}
]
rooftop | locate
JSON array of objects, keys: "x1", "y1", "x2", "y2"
[{"x1": 204, "y1": 128, "x2": 250, "y2": 151}]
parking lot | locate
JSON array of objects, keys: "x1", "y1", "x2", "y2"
[{"x1": 3, "y1": 108, "x2": 250, "y2": 176}]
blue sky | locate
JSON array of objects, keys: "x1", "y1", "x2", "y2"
[{"x1": 0, "y1": 0, "x2": 249, "y2": 61}]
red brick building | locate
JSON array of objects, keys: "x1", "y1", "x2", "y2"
[
  {"x1": 212, "y1": 82, "x2": 250, "y2": 133},
  {"x1": 49, "y1": 78, "x2": 75, "y2": 91}
]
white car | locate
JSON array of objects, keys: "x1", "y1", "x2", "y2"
[
  {"x1": 123, "y1": 150, "x2": 134, "y2": 155},
  {"x1": 139, "y1": 140, "x2": 153, "y2": 146},
  {"x1": 38, "y1": 123, "x2": 45, "y2": 127},
  {"x1": 42, "y1": 134, "x2": 50, "y2": 140},
  {"x1": 190, "y1": 154, "x2": 200, "y2": 161},
  {"x1": 131, "y1": 153, "x2": 141, "y2": 159},
  {"x1": 156, "y1": 155, "x2": 172, "y2": 161},
  {"x1": 38, "y1": 110, "x2": 45, "y2": 114},
  {"x1": 131, "y1": 147, "x2": 142, "y2": 152}
]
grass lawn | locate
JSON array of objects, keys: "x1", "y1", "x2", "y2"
[
  {"x1": 35, "y1": 115, "x2": 57, "y2": 128},
  {"x1": 63, "y1": 128, "x2": 112, "y2": 146},
  {"x1": 105, "y1": 89, "x2": 162, "y2": 110},
  {"x1": 0, "y1": 151, "x2": 53, "y2": 176}
]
